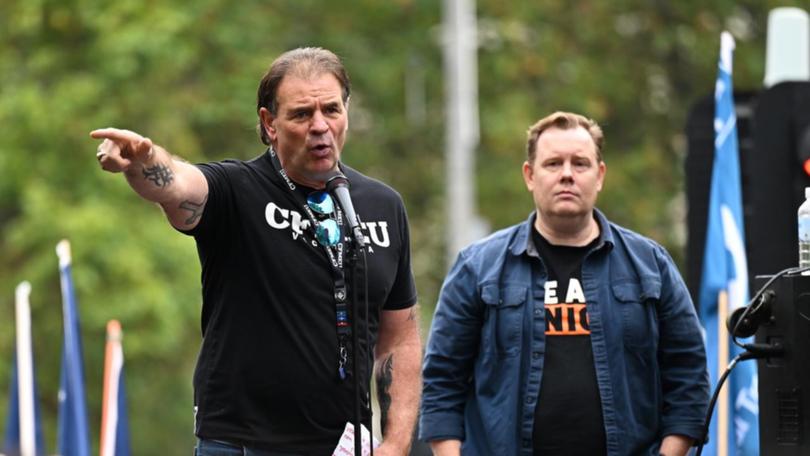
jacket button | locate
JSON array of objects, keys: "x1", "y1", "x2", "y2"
[
  {"x1": 523, "y1": 439, "x2": 531, "y2": 447},
  {"x1": 532, "y1": 351, "x2": 540, "y2": 359},
  {"x1": 526, "y1": 396, "x2": 534, "y2": 403}
]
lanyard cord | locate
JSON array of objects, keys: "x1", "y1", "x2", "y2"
[{"x1": 265, "y1": 147, "x2": 351, "y2": 379}]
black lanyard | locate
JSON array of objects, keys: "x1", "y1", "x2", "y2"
[{"x1": 266, "y1": 147, "x2": 351, "y2": 380}]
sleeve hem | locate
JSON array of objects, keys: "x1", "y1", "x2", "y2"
[
  {"x1": 660, "y1": 423, "x2": 706, "y2": 442},
  {"x1": 383, "y1": 295, "x2": 418, "y2": 311},
  {"x1": 418, "y1": 412, "x2": 465, "y2": 442}
]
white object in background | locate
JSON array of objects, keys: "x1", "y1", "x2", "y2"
[
  {"x1": 15, "y1": 281, "x2": 37, "y2": 456},
  {"x1": 764, "y1": 7, "x2": 809, "y2": 87},
  {"x1": 443, "y1": 0, "x2": 489, "y2": 265},
  {"x1": 332, "y1": 422, "x2": 380, "y2": 456}
]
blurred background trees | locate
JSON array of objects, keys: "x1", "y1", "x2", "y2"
[{"x1": 0, "y1": 0, "x2": 803, "y2": 453}]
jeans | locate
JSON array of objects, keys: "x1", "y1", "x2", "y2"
[{"x1": 194, "y1": 439, "x2": 306, "y2": 456}]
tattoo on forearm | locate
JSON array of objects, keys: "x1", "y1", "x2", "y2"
[
  {"x1": 376, "y1": 354, "x2": 394, "y2": 436},
  {"x1": 179, "y1": 195, "x2": 207, "y2": 225},
  {"x1": 142, "y1": 163, "x2": 174, "y2": 188}
]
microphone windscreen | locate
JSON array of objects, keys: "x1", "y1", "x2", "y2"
[{"x1": 326, "y1": 173, "x2": 350, "y2": 191}]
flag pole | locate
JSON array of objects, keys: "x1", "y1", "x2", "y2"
[
  {"x1": 717, "y1": 290, "x2": 729, "y2": 456},
  {"x1": 100, "y1": 320, "x2": 123, "y2": 456},
  {"x1": 14, "y1": 281, "x2": 36, "y2": 456}
]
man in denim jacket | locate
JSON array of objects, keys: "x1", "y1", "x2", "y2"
[{"x1": 420, "y1": 111, "x2": 709, "y2": 456}]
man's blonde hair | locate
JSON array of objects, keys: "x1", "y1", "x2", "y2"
[{"x1": 526, "y1": 111, "x2": 604, "y2": 163}]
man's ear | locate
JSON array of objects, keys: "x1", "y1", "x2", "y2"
[
  {"x1": 344, "y1": 97, "x2": 350, "y2": 132},
  {"x1": 522, "y1": 160, "x2": 535, "y2": 192},
  {"x1": 259, "y1": 107, "x2": 277, "y2": 142},
  {"x1": 596, "y1": 160, "x2": 606, "y2": 193}
]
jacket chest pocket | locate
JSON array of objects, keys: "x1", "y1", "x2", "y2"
[
  {"x1": 481, "y1": 285, "x2": 528, "y2": 356},
  {"x1": 612, "y1": 280, "x2": 660, "y2": 349}
]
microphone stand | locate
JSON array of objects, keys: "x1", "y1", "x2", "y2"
[
  {"x1": 348, "y1": 236, "x2": 371, "y2": 456},
  {"x1": 326, "y1": 173, "x2": 373, "y2": 455}
]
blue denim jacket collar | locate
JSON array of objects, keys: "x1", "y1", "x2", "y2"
[{"x1": 509, "y1": 209, "x2": 616, "y2": 258}]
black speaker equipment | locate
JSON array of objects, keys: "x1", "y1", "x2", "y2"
[{"x1": 754, "y1": 272, "x2": 810, "y2": 455}]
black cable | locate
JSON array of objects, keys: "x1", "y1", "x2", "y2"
[
  {"x1": 694, "y1": 346, "x2": 785, "y2": 455},
  {"x1": 695, "y1": 352, "x2": 751, "y2": 456},
  {"x1": 351, "y1": 245, "x2": 363, "y2": 456},
  {"x1": 351, "y1": 242, "x2": 372, "y2": 456},
  {"x1": 363, "y1": 247, "x2": 373, "y2": 456}
]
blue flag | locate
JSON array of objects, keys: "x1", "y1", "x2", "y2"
[
  {"x1": 4, "y1": 359, "x2": 47, "y2": 456},
  {"x1": 112, "y1": 370, "x2": 131, "y2": 456},
  {"x1": 4, "y1": 282, "x2": 46, "y2": 456},
  {"x1": 56, "y1": 240, "x2": 91, "y2": 456},
  {"x1": 698, "y1": 32, "x2": 759, "y2": 455}
]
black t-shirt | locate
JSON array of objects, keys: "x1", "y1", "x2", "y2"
[
  {"x1": 183, "y1": 151, "x2": 417, "y2": 454},
  {"x1": 531, "y1": 229, "x2": 606, "y2": 456}
]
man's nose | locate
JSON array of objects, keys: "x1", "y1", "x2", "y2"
[
  {"x1": 310, "y1": 111, "x2": 329, "y2": 133},
  {"x1": 560, "y1": 161, "x2": 574, "y2": 177}
]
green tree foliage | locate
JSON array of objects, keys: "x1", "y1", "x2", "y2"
[{"x1": 0, "y1": 0, "x2": 804, "y2": 453}]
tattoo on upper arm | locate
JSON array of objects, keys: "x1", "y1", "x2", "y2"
[
  {"x1": 142, "y1": 163, "x2": 174, "y2": 188},
  {"x1": 179, "y1": 195, "x2": 207, "y2": 225},
  {"x1": 376, "y1": 354, "x2": 394, "y2": 436},
  {"x1": 407, "y1": 307, "x2": 417, "y2": 321}
]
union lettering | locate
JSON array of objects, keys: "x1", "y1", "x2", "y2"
[
  {"x1": 545, "y1": 303, "x2": 591, "y2": 336},
  {"x1": 264, "y1": 201, "x2": 392, "y2": 249}
]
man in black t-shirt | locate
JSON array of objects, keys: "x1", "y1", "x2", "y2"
[
  {"x1": 421, "y1": 111, "x2": 708, "y2": 455},
  {"x1": 91, "y1": 47, "x2": 421, "y2": 455}
]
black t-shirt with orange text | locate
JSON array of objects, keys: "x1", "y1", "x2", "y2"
[{"x1": 531, "y1": 229, "x2": 606, "y2": 456}]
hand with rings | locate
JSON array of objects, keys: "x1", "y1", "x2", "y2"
[{"x1": 90, "y1": 128, "x2": 154, "y2": 173}]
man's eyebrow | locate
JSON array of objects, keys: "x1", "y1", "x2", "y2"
[
  {"x1": 286, "y1": 105, "x2": 312, "y2": 115},
  {"x1": 287, "y1": 102, "x2": 313, "y2": 110}
]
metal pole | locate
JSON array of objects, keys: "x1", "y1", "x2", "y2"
[{"x1": 443, "y1": 0, "x2": 485, "y2": 265}]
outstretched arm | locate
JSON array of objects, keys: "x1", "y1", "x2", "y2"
[
  {"x1": 90, "y1": 128, "x2": 208, "y2": 230},
  {"x1": 374, "y1": 306, "x2": 422, "y2": 455}
]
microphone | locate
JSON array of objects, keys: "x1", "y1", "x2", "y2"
[{"x1": 326, "y1": 173, "x2": 365, "y2": 248}]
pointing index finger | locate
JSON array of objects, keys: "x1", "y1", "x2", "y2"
[{"x1": 89, "y1": 128, "x2": 143, "y2": 144}]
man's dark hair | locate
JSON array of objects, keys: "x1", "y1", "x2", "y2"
[
  {"x1": 256, "y1": 47, "x2": 351, "y2": 145},
  {"x1": 526, "y1": 111, "x2": 604, "y2": 163}
]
